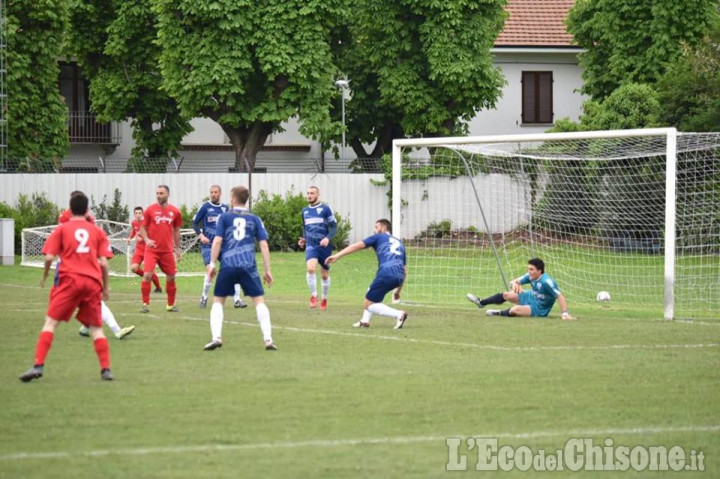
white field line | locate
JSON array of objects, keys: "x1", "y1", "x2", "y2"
[
  {"x1": 178, "y1": 315, "x2": 720, "y2": 352},
  {"x1": 1, "y1": 424, "x2": 718, "y2": 461}
]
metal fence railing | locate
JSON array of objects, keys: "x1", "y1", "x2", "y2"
[
  {"x1": 67, "y1": 112, "x2": 122, "y2": 145},
  {"x1": 0, "y1": 156, "x2": 386, "y2": 174}
]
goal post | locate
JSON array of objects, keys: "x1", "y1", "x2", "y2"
[
  {"x1": 21, "y1": 219, "x2": 205, "y2": 277},
  {"x1": 392, "y1": 128, "x2": 720, "y2": 321}
]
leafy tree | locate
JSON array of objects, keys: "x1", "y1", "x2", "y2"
[
  {"x1": 334, "y1": 0, "x2": 506, "y2": 168},
  {"x1": 6, "y1": 0, "x2": 70, "y2": 171},
  {"x1": 154, "y1": 0, "x2": 343, "y2": 172},
  {"x1": 656, "y1": 20, "x2": 720, "y2": 132},
  {"x1": 567, "y1": 0, "x2": 718, "y2": 100},
  {"x1": 67, "y1": 0, "x2": 192, "y2": 171}
]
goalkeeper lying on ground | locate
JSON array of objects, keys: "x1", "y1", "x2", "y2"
[{"x1": 466, "y1": 258, "x2": 574, "y2": 320}]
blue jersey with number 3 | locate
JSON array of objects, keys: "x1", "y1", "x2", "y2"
[
  {"x1": 362, "y1": 233, "x2": 406, "y2": 279},
  {"x1": 215, "y1": 208, "x2": 268, "y2": 269}
]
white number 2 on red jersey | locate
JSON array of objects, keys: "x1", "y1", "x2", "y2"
[{"x1": 75, "y1": 228, "x2": 90, "y2": 253}]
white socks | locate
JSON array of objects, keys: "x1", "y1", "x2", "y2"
[
  {"x1": 210, "y1": 302, "x2": 224, "y2": 340},
  {"x1": 367, "y1": 302, "x2": 403, "y2": 319},
  {"x1": 306, "y1": 272, "x2": 317, "y2": 297},
  {"x1": 234, "y1": 284, "x2": 241, "y2": 302},
  {"x1": 360, "y1": 309, "x2": 373, "y2": 324},
  {"x1": 101, "y1": 301, "x2": 121, "y2": 334},
  {"x1": 202, "y1": 276, "x2": 212, "y2": 299},
  {"x1": 321, "y1": 277, "x2": 331, "y2": 299},
  {"x1": 256, "y1": 303, "x2": 272, "y2": 342}
]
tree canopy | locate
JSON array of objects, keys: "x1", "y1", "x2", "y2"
[
  {"x1": 567, "y1": 0, "x2": 718, "y2": 100},
  {"x1": 154, "y1": 0, "x2": 343, "y2": 171}
]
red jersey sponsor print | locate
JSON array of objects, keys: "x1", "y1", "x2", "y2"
[
  {"x1": 42, "y1": 220, "x2": 113, "y2": 286},
  {"x1": 58, "y1": 209, "x2": 95, "y2": 225},
  {"x1": 143, "y1": 203, "x2": 182, "y2": 253}
]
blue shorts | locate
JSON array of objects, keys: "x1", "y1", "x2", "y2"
[
  {"x1": 519, "y1": 291, "x2": 550, "y2": 317},
  {"x1": 306, "y1": 245, "x2": 333, "y2": 271},
  {"x1": 365, "y1": 273, "x2": 403, "y2": 303},
  {"x1": 201, "y1": 245, "x2": 212, "y2": 266},
  {"x1": 214, "y1": 266, "x2": 264, "y2": 298}
]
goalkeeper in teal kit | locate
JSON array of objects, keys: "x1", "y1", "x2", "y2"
[{"x1": 466, "y1": 258, "x2": 574, "y2": 320}]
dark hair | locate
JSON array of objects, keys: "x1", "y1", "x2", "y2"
[
  {"x1": 376, "y1": 218, "x2": 392, "y2": 233},
  {"x1": 70, "y1": 193, "x2": 89, "y2": 216},
  {"x1": 231, "y1": 186, "x2": 249, "y2": 206},
  {"x1": 157, "y1": 184, "x2": 169, "y2": 193},
  {"x1": 70, "y1": 190, "x2": 84, "y2": 198},
  {"x1": 134, "y1": 206, "x2": 143, "y2": 213},
  {"x1": 528, "y1": 258, "x2": 545, "y2": 273}
]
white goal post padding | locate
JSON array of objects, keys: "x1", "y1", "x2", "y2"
[
  {"x1": 392, "y1": 128, "x2": 720, "y2": 321},
  {"x1": 21, "y1": 219, "x2": 205, "y2": 277}
]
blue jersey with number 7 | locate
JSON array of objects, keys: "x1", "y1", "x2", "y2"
[
  {"x1": 362, "y1": 232, "x2": 406, "y2": 278},
  {"x1": 214, "y1": 208, "x2": 268, "y2": 269}
]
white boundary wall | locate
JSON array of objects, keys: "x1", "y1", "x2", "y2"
[{"x1": 0, "y1": 173, "x2": 389, "y2": 243}]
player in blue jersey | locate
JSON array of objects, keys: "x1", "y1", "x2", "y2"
[
  {"x1": 298, "y1": 186, "x2": 337, "y2": 310},
  {"x1": 466, "y1": 258, "x2": 574, "y2": 320},
  {"x1": 203, "y1": 186, "x2": 277, "y2": 351},
  {"x1": 325, "y1": 219, "x2": 408, "y2": 329},
  {"x1": 193, "y1": 185, "x2": 247, "y2": 309}
]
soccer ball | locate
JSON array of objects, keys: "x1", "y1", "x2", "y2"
[{"x1": 596, "y1": 291, "x2": 611, "y2": 302}]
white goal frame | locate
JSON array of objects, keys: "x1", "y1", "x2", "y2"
[{"x1": 392, "y1": 127, "x2": 679, "y2": 320}]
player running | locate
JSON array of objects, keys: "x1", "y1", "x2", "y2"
[
  {"x1": 203, "y1": 186, "x2": 276, "y2": 351},
  {"x1": 325, "y1": 219, "x2": 408, "y2": 329},
  {"x1": 59, "y1": 191, "x2": 135, "y2": 340},
  {"x1": 139, "y1": 185, "x2": 182, "y2": 313},
  {"x1": 20, "y1": 192, "x2": 115, "y2": 382},
  {"x1": 298, "y1": 186, "x2": 336, "y2": 310},
  {"x1": 128, "y1": 206, "x2": 162, "y2": 293},
  {"x1": 466, "y1": 258, "x2": 574, "y2": 320},
  {"x1": 192, "y1": 185, "x2": 247, "y2": 309}
]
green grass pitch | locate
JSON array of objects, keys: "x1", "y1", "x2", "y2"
[{"x1": 0, "y1": 252, "x2": 718, "y2": 478}]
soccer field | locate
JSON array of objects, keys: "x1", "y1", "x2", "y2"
[{"x1": 1, "y1": 252, "x2": 718, "y2": 478}]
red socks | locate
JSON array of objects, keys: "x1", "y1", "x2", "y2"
[
  {"x1": 93, "y1": 337, "x2": 110, "y2": 370},
  {"x1": 166, "y1": 280, "x2": 177, "y2": 306},
  {"x1": 34, "y1": 331, "x2": 54, "y2": 366},
  {"x1": 141, "y1": 281, "x2": 151, "y2": 304}
]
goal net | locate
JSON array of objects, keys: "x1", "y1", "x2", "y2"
[
  {"x1": 21, "y1": 219, "x2": 205, "y2": 277},
  {"x1": 393, "y1": 128, "x2": 719, "y2": 321}
]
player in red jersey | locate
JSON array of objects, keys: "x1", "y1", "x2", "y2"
[
  {"x1": 59, "y1": 192, "x2": 135, "y2": 340},
  {"x1": 19, "y1": 192, "x2": 115, "y2": 382},
  {"x1": 128, "y1": 206, "x2": 162, "y2": 292},
  {"x1": 139, "y1": 184, "x2": 183, "y2": 312}
]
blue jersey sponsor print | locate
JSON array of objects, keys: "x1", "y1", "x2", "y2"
[
  {"x1": 214, "y1": 208, "x2": 268, "y2": 270},
  {"x1": 518, "y1": 272, "x2": 561, "y2": 317},
  {"x1": 193, "y1": 202, "x2": 229, "y2": 242},
  {"x1": 302, "y1": 203, "x2": 336, "y2": 247}
]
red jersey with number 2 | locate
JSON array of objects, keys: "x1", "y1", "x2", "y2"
[
  {"x1": 143, "y1": 203, "x2": 182, "y2": 253},
  {"x1": 42, "y1": 219, "x2": 113, "y2": 286}
]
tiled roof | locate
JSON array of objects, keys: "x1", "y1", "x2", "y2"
[{"x1": 496, "y1": 0, "x2": 577, "y2": 47}]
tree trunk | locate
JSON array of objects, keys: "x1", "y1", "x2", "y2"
[{"x1": 221, "y1": 122, "x2": 273, "y2": 172}]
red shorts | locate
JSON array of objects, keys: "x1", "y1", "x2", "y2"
[
  {"x1": 131, "y1": 243, "x2": 146, "y2": 266},
  {"x1": 144, "y1": 249, "x2": 177, "y2": 276},
  {"x1": 47, "y1": 275, "x2": 103, "y2": 327}
]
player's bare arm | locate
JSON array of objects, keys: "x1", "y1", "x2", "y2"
[
  {"x1": 558, "y1": 294, "x2": 574, "y2": 320},
  {"x1": 173, "y1": 226, "x2": 182, "y2": 262},
  {"x1": 394, "y1": 266, "x2": 409, "y2": 299},
  {"x1": 198, "y1": 232, "x2": 210, "y2": 245},
  {"x1": 298, "y1": 237, "x2": 306, "y2": 248},
  {"x1": 510, "y1": 277, "x2": 523, "y2": 294},
  {"x1": 99, "y1": 256, "x2": 110, "y2": 301},
  {"x1": 259, "y1": 240, "x2": 273, "y2": 286},
  {"x1": 139, "y1": 225, "x2": 156, "y2": 249},
  {"x1": 208, "y1": 235, "x2": 223, "y2": 280},
  {"x1": 319, "y1": 237, "x2": 330, "y2": 247},
  {"x1": 325, "y1": 241, "x2": 366, "y2": 265},
  {"x1": 40, "y1": 253, "x2": 55, "y2": 288}
]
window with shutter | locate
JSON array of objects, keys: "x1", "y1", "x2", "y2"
[{"x1": 521, "y1": 71, "x2": 553, "y2": 124}]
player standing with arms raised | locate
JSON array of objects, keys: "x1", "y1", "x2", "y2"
[
  {"x1": 203, "y1": 186, "x2": 276, "y2": 351},
  {"x1": 128, "y1": 206, "x2": 162, "y2": 293},
  {"x1": 20, "y1": 192, "x2": 115, "y2": 381},
  {"x1": 193, "y1": 185, "x2": 246, "y2": 309},
  {"x1": 325, "y1": 219, "x2": 408, "y2": 329},
  {"x1": 139, "y1": 185, "x2": 182, "y2": 313},
  {"x1": 298, "y1": 186, "x2": 336, "y2": 310}
]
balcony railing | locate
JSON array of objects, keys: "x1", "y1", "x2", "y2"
[{"x1": 67, "y1": 112, "x2": 121, "y2": 144}]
